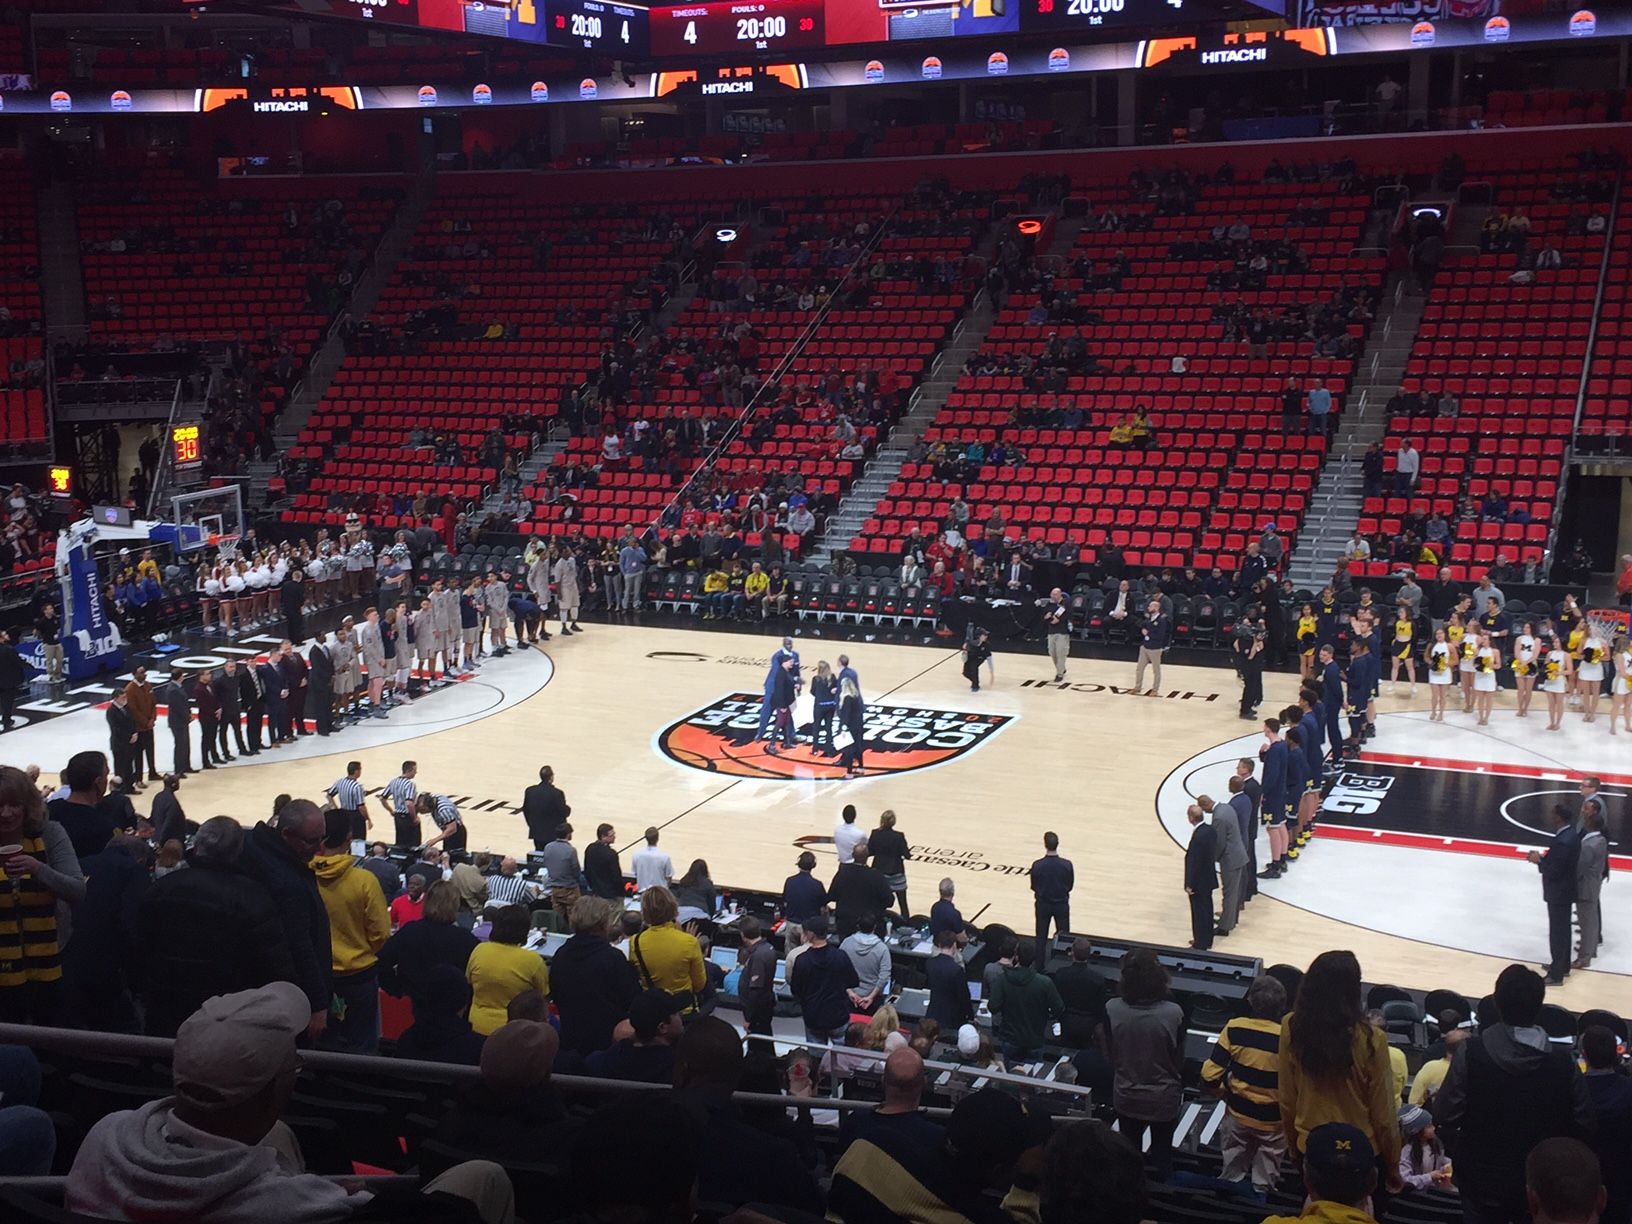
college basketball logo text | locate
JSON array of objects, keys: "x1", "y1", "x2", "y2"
[{"x1": 657, "y1": 692, "x2": 1014, "y2": 781}]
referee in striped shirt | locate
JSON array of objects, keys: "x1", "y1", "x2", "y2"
[
  {"x1": 416, "y1": 791, "x2": 466, "y2": 856},
  {"x1": 325, "y1": 762, "x2": 369, "y2": 842},
  {"x1": 486, "y1": 857, "x2": 541, "y2": 906},
  {"x1": 379, "y1": 760, "x2": 420, "y2": 848}
]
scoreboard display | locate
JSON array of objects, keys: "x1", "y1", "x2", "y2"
[
  {"x1": 651, "y1": 0, "x2": 823, "y2": 57},
  {"x1": 258, "y1": 0, "x2": 1281, "y2": 55},
  {"x1": 1025, "y1": 0, "x2": 1196, "y2": 32},
  {"x1": 545, "y1": 0, "x2": 651, "y2": 54}
]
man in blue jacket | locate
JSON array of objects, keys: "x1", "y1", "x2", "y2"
[
  {"x1": 755, "y1": 637, "x2": 801, "y2": 740},
  {"x1": 1344, "y1": 638, "x2": 1376, "y2": 751},
  {"x1": 1318, "y1": 644, "x2": 1345, "y2": 767}
]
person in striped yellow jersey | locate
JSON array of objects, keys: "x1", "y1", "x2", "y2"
[
  {"x1": 0, "y1": 764, "x2": 85, "y2": 1024},
  {"x1": 1200, "y1": 974, "x2": 1289, "y2": 1194}
]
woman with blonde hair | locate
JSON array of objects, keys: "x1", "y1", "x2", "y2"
[
  {"x1": 1511, "y1": 618, "x2": 1540, "y2": 718},
  {"x1": 1578, "y1": 624, "x2": 1609, "y2": 723},
  {"x1": 0, "y1": 764, "x2": 85, "y2": 1023},
  {"x1": 810, "y1": 660, "x2": 838, "y2": 755},
  {"x1": 838, "y1": 674, "x2": 866, "y2": 778},
  {"x1": 1611, "y1": 634, "x2": 1632, "y2": 735},
  {"x1": 630, "y1": 885, "x2": 707, "y2": 1014},
  {"x1": 870, "y1": 809, "x2": 912, "y2": 918},
  {"x1": 1473, "y1": 634, "x2": 1501, "y2": 726},
  {"x1": 1542, "y1": 632, "x2": 1573, "y2": 731},
  {"x1": 861, "y1": 1003, "x2": 903, "y2": 1050},
  {"x1": 1425, "y1": 627, "x2": 1453, "y2": 721}
]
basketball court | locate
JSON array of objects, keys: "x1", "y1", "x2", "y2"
[{"x1": 12, "y1": 618, "x2": 1631, "y2": 1012}]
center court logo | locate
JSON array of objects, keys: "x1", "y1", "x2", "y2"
[{"x1": 657, "y1": 691, "x2": 1015, "y2": 781}]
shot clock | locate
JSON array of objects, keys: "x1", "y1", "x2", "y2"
[
  {"x1": 171, "y1": 423, "x2": 203, "y2": 475},
  {"x1": 650, "y1": 0, "x2": 824, "y2": 57}
]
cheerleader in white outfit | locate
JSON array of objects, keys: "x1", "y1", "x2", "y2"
[
  {"x1": 244, "y1": 558, "x2": 270, "y2": 626},
  {"x1": 1511, "y1": 620, "x2": 1540, "y2": 718},
  {"x1": 214, "y1": 562, "x2": 237, "y2": 635},
  {"x1": 1542, "y1": 634, "x2": 1573, "y2": 731},
  {"x1": 1426, "y1": 627, "x2": 1454, "y2": 722},
  {"x1": 1458, "y1": 628, "x2": 1480, "y2": 715},
  {"x1": 1611, "y1": 635, "x2": 1632, "y2": 736},
  {"x1": 198, "y1": 562, "x2": 221, "y2": 634},
  {"x1": 1578, "y1": 630, "x2": 1609, "y2": 723},
  {"x1": 1473, "y1": 640, "x2": 1501, "y2": 725}
]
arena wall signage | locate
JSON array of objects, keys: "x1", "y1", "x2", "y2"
[{"x1": 0, "y1": 10, "x2": 1614, "y2": 114}]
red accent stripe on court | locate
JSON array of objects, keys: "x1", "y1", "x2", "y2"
[
  {"x1": 1356, "y1": 751, "x2": 1632, "y2": 789},
  {"x1": 1314, "y1": 823, "x2": 1632, "y2": 872}
]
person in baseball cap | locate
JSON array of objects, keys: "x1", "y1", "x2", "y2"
[
  {"x1": 1263, "y1": 1122, "x2": 1381, "y2": 1224},
  {"x1": 65, "y1": 983, "x2": 359, "y2": 1221}
]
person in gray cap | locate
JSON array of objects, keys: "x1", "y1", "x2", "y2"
[{"x1": 67, "y1": 984, "x2": 517, "y2": 1221}]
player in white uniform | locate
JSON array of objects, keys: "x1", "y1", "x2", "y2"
[{"x1": 431, "y1": 578, "x2": 460, "y2": 680}]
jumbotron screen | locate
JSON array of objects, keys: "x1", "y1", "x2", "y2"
[{"x1": 267, "y1": 0, "x2": 1284, "y2": 58}]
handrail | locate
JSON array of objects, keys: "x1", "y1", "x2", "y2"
[
  {"x1": 143, "y1": 377, "x2": 186, "y2": 520},
  {"x1": 0, "y1": 1022, "x2": 933, "y2": 1114},
  {"x1": 1547, "y1": 156, "x2": 1623, "y2": 579},
  {"x1": 648, "y1": 201, "x2": 903, "y2": 537},
  {"x1": 746, "y1": 1033, "x2": 1094, "y2": 1101}
]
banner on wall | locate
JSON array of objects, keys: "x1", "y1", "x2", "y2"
[{"x1": 0, "y1": 9, "x2": 1620, "y2": 114}]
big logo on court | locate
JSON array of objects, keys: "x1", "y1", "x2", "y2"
[{"x1": 657, "y1": 691, "x2": 1014, "y2": 781}]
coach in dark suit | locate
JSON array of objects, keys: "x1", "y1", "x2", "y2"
[
  {"x1": 1575, "y1": 804, "x2": 1608, "y2": 971},
  {"x1": 1184, "y1": 803, "x2": 1218, "y2": 951},
  {"x1": 160, "y1": 673, "x2": 193, "y2": 775},
  {"x1": 213, "y1": 661, "x2": 247, "y2": 757},
  {"x1": 282, "y1": 569, "x2": 308, "y2": 646},
  {"x1": 1527, "y1": 803, "x2": 1581, "y2": 985},
  {"x1": 280, "y1": 645, "x2": 310, "y2": 739},
  {"x1": 523, "y1": 765, "x2": 570, "y2": 851},
  {"x1": 256, "y1": 657, "x2": 288, "y2": 747},
  {"x1": 238, "y1": 658, "x2": 266, "y2": 753},
  {"x1": 306, "y1": 638, "x2": 335, "y2": 736}
]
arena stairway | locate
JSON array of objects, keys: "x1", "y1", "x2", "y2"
[
  {"x1": 1288, "y1": 269, "x2": 1425, "y2": 590},
  {"x1": 804, "y1": 210, "x2": 1055, "y2": 564},
  {"x1": 272, "y1": 163, "x2": 438, "y2": 457}
]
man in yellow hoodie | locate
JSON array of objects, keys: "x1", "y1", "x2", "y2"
[{"x1": 312, "y1": 809, "x2": 389, "y2": 1053}]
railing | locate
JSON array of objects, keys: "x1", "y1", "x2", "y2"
[
  {"x1": 1546, "y1": 157, "x2": 1623, "y2": 579},
  {"x1": 0, "y1": 1021, "x2": 957, "y2": 1115},
  {"x1": 55, "y1": 376, "x2": 182, "y2": 407},
  {"x1": 648, "y1": 201, "x2": 903, "y2": 536},
  {"x1": 143, "y1": 377, "x2": 187, "y2": 520},
  {"x1": 747, "y1": 1033, "x2": 1095, "y2": 1106}
]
